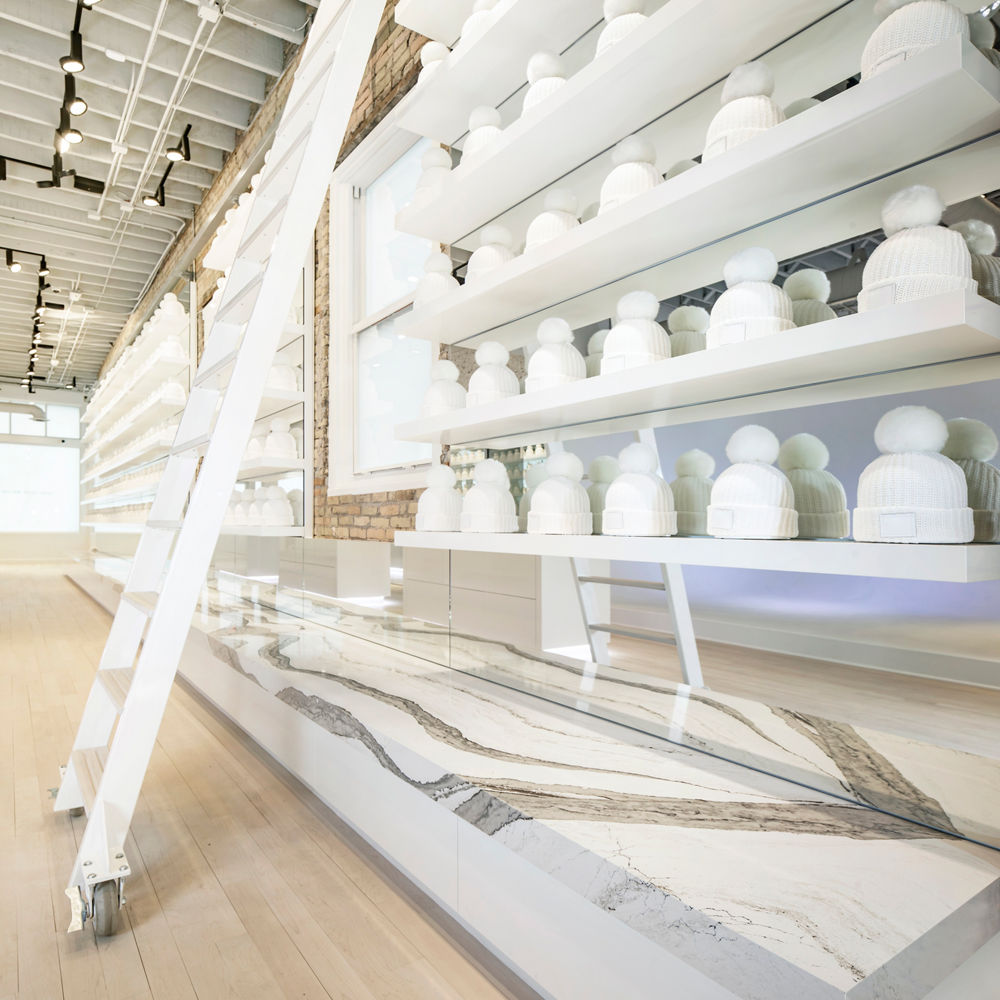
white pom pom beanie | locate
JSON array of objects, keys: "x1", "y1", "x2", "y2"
[
  {"x1": 601, "y1": 291, "x2": 670, "y2": 372},
  {"x1": 707, "y1": 248, "x2": 795, "y2": 347},
  {"x1": 703, "y1": 62, "x2": 785, "y2": 162},
  {"x1": 667, "y1": 306, "x2": 709, "y2": 356},
  {"x1": 595, "y1": 0, "x2": 647, "y2": 58},
  {"x1": 778, "y1": 433, "x2": 850, "y2": 538},
  {"x1": 524, "y1": 189, "x2": 579, "y2": 252},
  {"x1": 416, "y1": 464, "x2": 463, "y2": 531},
  {"x1": 601, "y1": 443, "x2": 677, "y2": 536},
  {"x1": 599, "y1": 136, "x2": 660, "y2": 216},
  {"x1": 861, "y1": 0, "x2": 969, "y2": 82},
  {"x1": 461, "y1": 459, "x2": 519, "y2": 532},
  {"x1": 528, "y1": 452, "x2": 593, "y2": 534},
  {"x1": 942, "y1": 417, "x2": 1000, "y2": 542},
  {"x1": 952, "y1": 219, "x2": 1000, "y2": 305},
  {"x1": 468, "y1": 341, "x2": 520, "y2": 406},
  {"x1": 783, "y1": 269, "x2": 837, "y2": 327},
  {"x1": 670, "y1": 449, "x2": 716, "y2": 535},
  {"x1": 525, "y1": 318, "x2": 586, "y2": 392},
  {"x1": 853, "y1": 406, "x2": 974, "y2": 543},
  {"x1": 858, "y1": 185, "x2": 975, "y2": 311},
  {"x1": 421, "y1": 359, "x2": 467, "y2": 417},
  {"x1": 707, "y1": 426, "x2": 798, "y2": 538}
]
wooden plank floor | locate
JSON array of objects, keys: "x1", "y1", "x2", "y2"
[{"x1": 0, "y1": 565, "x2": 539, "y2": 1000}]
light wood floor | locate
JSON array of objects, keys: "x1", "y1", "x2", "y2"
[{"x1": 0, "y1": 565, "x2": 539, "y2": 1000}]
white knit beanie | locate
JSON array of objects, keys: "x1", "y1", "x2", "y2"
[
  {"x1": 460, "y1": 0, "x2": 498, "y2": 47},
  {"x1": 525, "y1": 318, "x2": 586, "y2": 392},
  {"x1": 415, "y1": 251, "x2": 459, "y2": 307},
  {"x1": 595, "y1": 0, "x2": 647, "y2": 59},
  {"x1": 667, "y1": 306, "x2": 709, "y2": 356},
  {"x1": 707, "y1": 248, "x2": 795, "y2": 347},
  {"x1": 952, "y1": 219, "x2": 1000, "y2": 305},
  {"x1": 528, "y1": 452, "x2": 593, "y2": 534},
  {"x1": 853, "y1": 406, "x2": 974, "y2": 543},
  {"x1": 421, "y1": 359, "x2": 467, "y2": 417},
  {"x1": 703, "y1": 62, "x2": 785, "y2": 162},
  {"x1": 522, "y1": 52, "x2": 567, "y2": 116},
  {"x1": 601, "y1": 290, "x2": 670, "y2": 373},
  {"x1": 778, "y1": 433, "x2": 850, "y2": 538},
  {"x1": 783, "y1": 269, "x2": 837, "y2": 326},
  {"x1": 599, "y1": 135, "x2": 660, "y2": 216},
  {"x1": 707, "y1": 426, "x2": 798, "y2": 538},
  {"x1": 670, "y1": 449, "x2": 716, "y2": 535},
  {"x1": 466, "y1": 224, "x2": 517, "y2": 286},
  {"x1": 416, "y1": 464, "x2": 463, "y2": 531},
  {"x1": 602, "y1": 442, "x2": 677, "y2": 536},
  {"x1": 587, "y1": 455, "x2": 620, "y2": 534},
  {"x1": 467, "y1": 341, "x2": 520, "y2": 406},
  {"x1": 413, "y1": 146, "x2": 452, "y2": 208},
  {"x1": 418, "y1": 41, "x2": 449, "y2": 82},
  {"x1": 461, "y1": 458, "x2": 519, "y2": 532},
  {"x1": 861, "y1": 0, "x2": 969, "y2": 81},
  {"x1": 858, "y1": 185, "x2": 976, "y2": 312},
  {"x1": 518, "y1": 460, "x2": 549, "y2": 531},
  {"x1": 462, "y1": 106, "x2": 503, "y2": 166},
  {"x1": 524, "y1": 189, "x2": 580, "y2": 252},
  {"x1": 942, "y1": 417, "x2": 1000, "y2": 542}
]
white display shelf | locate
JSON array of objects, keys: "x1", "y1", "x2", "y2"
[
  {"x1": 397, "y1": 0, "x2": 851, "y2": 243},
  {"x1": 82, "y1": 523, "x2": 146, "y2": 534},
  {"x1": 83, "y1": 391, "x2": 186, "y2": 460},
  {"x1": 237, "y1": 457, "x2": 306, "y2": 480},
  {"x1": 394, "y1": 0, "x2": 474, "y2": 44},
  {"x1": 81, "y1": 428, "x2": 177, "y2": 484},
  {"x1": 398, "y1": 39, "x2": 1000, "y2": 347},
  {"x1": 397, "y1": 292, "x2": 1000, "y2": 448},
  {"x1": 82, "y1": 487, "x2": 160, "y2": 510},
  {"x1": 396, "y1": 532, "x2": 1000, "y2": 584},
  {"x1": 257, "y1": 389, "x2": 305, "y2": 420},
  {"x1": 220, "y1": 525, "x2": 304, "y2": 537},
  {"x1": 396, "y1": 0, "x2": 604, "y2": 143},
  {"x1": 210, "y1": 321, "x2": 308, "y2": 385}
]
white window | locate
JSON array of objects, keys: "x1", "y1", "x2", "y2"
[
  {"x1": 328, "y1": 114, "x2": 438, "y2": 495},
  {"x1": 0, "y1": 443, "x2": 79, "y2": 532}
]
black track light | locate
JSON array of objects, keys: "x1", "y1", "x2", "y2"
[
  {"x1": 166, "y1": 123, "x2": 192, "y2": 162},
  {"x1": 64, "y1": 74, "x2": 87, "y2": 116},
  {"x1": 57, "y1": 108, "x2": 82, "y2": 148},
  {"x1": 6, "y1": 249, "x2": 21, "y2": 273},
  {"x1": 143, "y1": 177, "x2": 166, "y2": 208},
  {"x1": 0, "y1": 157, "x2": 6, "y2": 182},
  {"x1": 61, "y1": 30, "x2": 84, "y2": 74},
  {"x1": 38, "y1": 256, "x2": 49, "y2": 277}
]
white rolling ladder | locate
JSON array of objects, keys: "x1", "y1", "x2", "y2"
[{"x1": 54, "y1": 0, "x2": 384, "y2": 936}]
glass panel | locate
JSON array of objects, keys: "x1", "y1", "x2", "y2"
[
  {"x1": 354, "y1": 311, "x2": 433, "y2": 473},
  {"x1": 363, "y1": 138, "x2": 432, "y2": 317},
  {"x1": 10, "y1": 410, "x2": 45, "y2": 436},
  {"x1": 45, "y1": 403, "x2": 81, "y2": 439},
  {"x1": 0, "y1": 443, "x2": 79, "y2": 531}
]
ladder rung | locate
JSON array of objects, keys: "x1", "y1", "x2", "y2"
[
  {"x1": 194, "y1": 349, "x2": 239, "y2": 386},
  {"x1": 275, "y1": 54, "x2": 334, "y2": 142},
  {"x1": 122, "y1": 591, "x2": 159, "y2": 616},
  {"x1": 216, "y1": 272, "x2": 264, "y2": 325},
  {"x1": 146, "y1": 520, "x2": 182, "y2": 531},
  {"x1": 578, "y1": 576, "x2": 666, "y2": 591},
  {"x1": 96, "y1": 669, "x2": 134, "y2": 714},
  {"x1": 70, "y1": 747, "x2": 108, "y2": 816},
  {"x1": 240, "y1": 196, "x2": 289, "y2": 261},
  {"x1": 258, "y1": 129, "x2": 309, "y2": 198},
  {"x1": 588, "y1": 623, "x2": 676, "y2": 645},
  {"x1": 171, "y1": 433, "x2": 211, "y2": 455}
]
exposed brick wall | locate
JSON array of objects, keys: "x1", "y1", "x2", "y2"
[{"x1": 312, "y1": 1, "x2": 427, "y2": 542}]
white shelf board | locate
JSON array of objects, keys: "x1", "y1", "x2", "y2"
[
  {"x1": 395, "y1": 532, "x2": 1000, "y2": 584},
  {"x1": 257, "y1": 389, "x2": 305, "y2": 420},
  {"x1": 83, "y1": 394, "x2": 185, "y2": 459},
  {"x1": 237, "y1": 458, "x2": 306, "y2": 480},
  {"x1": 397, "y1": 0, "x2": 850, "y2": 243},
  {"x1": 398, "y1": 39, "x2": 1000, "y2": 347},
  {"x1": 220, "y1": 525, "x2": 304, "y2": 537},
  {"x1": 396, "y1": 0, "x2": 604, "y2": 142},
  {"x1": 81, "y1": 430, "x2": 176, "y2": 483},
  {"x1": 82, "y1": 523, "x2": 146, "y2": 534},
  {"x1": 397, "y1": 293, "x2": 1000, "y2": 447},
  {"x1": 82, "y1": 488, "x2": 160, "y2": 510},
  {"x1": 394, "y1": 0, "x2": 475, "y2": 44}
]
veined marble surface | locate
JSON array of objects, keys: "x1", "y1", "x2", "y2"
[{"x1": 79, "y1": 559, "x2": 1000, "y2": 999}]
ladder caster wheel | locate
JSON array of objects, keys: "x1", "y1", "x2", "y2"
[
  {"x1": 69, "y1": 807, "x2": 85, "y2": 818},
  {"x1": 92, "y1": 881, "x2": 119, "y2": 937}
]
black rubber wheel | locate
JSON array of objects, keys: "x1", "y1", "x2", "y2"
[{"x1": 92, "y1": 881, "x2": 119, "y2": 937}]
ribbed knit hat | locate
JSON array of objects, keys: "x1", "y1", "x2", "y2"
[
  {"x1": 670, "y1": 449, "x2": 716, "y2": 535},
  {"x1": 524, "y1": 189, "x2": 580, "y2": 252},
  {"x1": 460, "y1": 0, "x2": 498, "y2": 46},
  {"x1": 467, "y1": 342, "x2": 520, "y2": 406},
  {"x1": 783, "y1": 269, "x2": 837, "y2": 326},
  {"x1": 413, "y1": 145, "x2": 451, "y2": 207},
  {"x1": 587, "y1": 455, "x2": 620, "y2": 534},
  {"x1": 461, "y1": 459, "x2": 519, "y2": 532},
  {"x1": 518, "y1": 461, "x2": 549, "y2": 531},
  {"x1": 858, "y1": 186, "x2": 976, "y2": 311},
  {"x1": 703, "y1": 62, "x2": 785, "y2": 162},
  {"x1": 861, "y1": 0, "x2": 969, "y2": 81},
  {"x1": 526, "y1": 318, "x2": 586, "y2": 391},
  {"x1": 853, "y1": 406, "x2": 974, "y2": 543},
  {"x1": 599, "y1": 136, "x2": 661, "y2": 216},
  {"x1": 952, "y1": 219, "x2": 1000, "y2": 305},
  {"x1": 585, "y1": 326, "x2": 610, "y2": 377},
  {"x1": 602, "y1": 443, "x2": 677, "y2": 536},
  {"x1": 601, "y1": 291, "x2": 670, "y2": 372},
  {"x1": 264, "y1": 417, "x2": 297, "y2": 459},
  {"x1": 522, "y1": 52, "x2": 567, "y2": 115},
  {"x1": 595, "y1": 0, "x2": 647, "y2": 58},
  {"x1": 528, "y1": 452, "x2": 593, "y2": 534},
  {"x1": 417, "y1": 464, "x2": 463, "y2": 531},
  {"x1": 263, "y1": 486, "x2": 294, "y2": 527},
  {"x1": 667, "y1": 306, "x2": 709, "y2": 356},
  {"x1": 778, "y1": 433, "x2": 850, "y2": 538},
  {"x1": 462, "y1": 106, "x2": 503, "y2": 165},
  {"x1": 466, "y1": 224, "x2": 517, "y2": 285},
  {"x1": 418, "y1": 41, "x2": 449, "y2": 82},
  {"x1": 422, "y1": 359, "x2": 467, "y2": 417},
  {"x1": 707, "y1": 248, "x2": 795, "y2": 347},
  {"x1": 942, "y1": 417, "x2": 1000, "y2": 542},
  {"x1": 415, "y1": 251, "x2": 459, "y2": 307},
  {"x1": 708, "y1": 426, "x2": 798, "y2": 538}
]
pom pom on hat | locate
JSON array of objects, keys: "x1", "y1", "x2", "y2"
[
  {"x1": 664, "y1": 158, "x2": 698, "y2": 179},
  {"x1": 778, "y1": 433, "x2": 830, "y2": 472},
  {"x1": 667, "y1": 305, "x2": 709, "y2": 334},
  {"x1": 785, "y1": 97, "x2": 821, "y2": 117},
  {"x1": 427, "y1": 464, "x2": 457, "y2": 488},
  {"x1": 475, "y1": 341, "x2": 509, "y2": 366},
  {"x1": 537, "y1": 317, "x2": 573, "y2": 344},
  {"x1": 480, "y1": 224, "x2": 513, "y2": 247},
  {"x1": 474, "y1": 458, "x2": 509, "y2": 485},
  {"x1": 612, "y1": 135, "x2": 656, "y2": 166},
  {"x1": 424, "y1": 251, "x2": 454, "y2": 274},
  {"x1": 952, "y1": 219, "x2": 998, "y2": 255},
  {"x1": 527, "y1": 51, "x2": 563, "y2": 83},
  {"x1": 881, "y1": 185, "x2": 944, "y2": 237},
  {"x1": 617, "y1": 289, "x2": 659, "y2": 320},
  {"x1": 547, "y1": 451, "x2": 585, "y2": 481},
  {"x1": 605, "y1": 0, "x2": 644, "y2": 17},
  {"x1": 525, "y1": 463, "x2": 549, "y2": 489},
  {"x1": 874, "y1": 405, "x2": 949, "y2": 454},
  {"x1": 726, "y1": 425, "x2": 780, "y2": 465},
  {"x1": 430, "y1": 359, "x2": 460, "y2": 381},
  {"x1": 969, "y1": 12, "x2": 997, "y2": 49},
  {"x1": 619, "y1": 442, "x2": 659, "y2": 474},
  {"x1": 422, "y1": 146, "x2": 452, "y2": 170},
  {"x1": 469, "y1": 106, "x2": 501, "y2": 130},
  {"x1": 589, "y1": 455, "x2": 620, "y2": 483},
  {"x1": 723, "y1": 247, "x2": 779, "y2": 287},
  {"x1": 420, "y1": 41, "x2": 449, "y2": 67},
  {"x1": 721, "y1": 62, "x2": 775, "y2": 104},
  {"x1": 675, "y1": 448, "x2": 715, "y2": 478},
  {"x1": 942, "y1": 417, "x2": 999, "y2": 462},
  {"x1": 543, "y1": 188, "x2": 578, "y2": 215},
  {"x1": 783, "y1": 269, "x2": 831, "y2": 303}
]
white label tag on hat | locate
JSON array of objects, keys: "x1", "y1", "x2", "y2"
[
  {"x1": 712, "y1": 509, "x2": 735, "y2": 530},
  {"x1": 879, "y1": 512, "x2": 917, "y2": 539},
  {"x1": 865, "y1": 283, "x2": 897, "y2": 311},
  {"x1": 602, "y1": 511, "x2": 624, "y2": 531}
]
